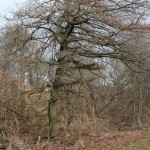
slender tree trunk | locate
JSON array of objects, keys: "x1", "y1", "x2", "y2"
[{"x1": 137, "y1": 84, "x2": 143, "y2": 130}]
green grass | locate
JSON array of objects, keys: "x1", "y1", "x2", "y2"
[{"x1": 120, "y1": 135, "x2": 150, "y2": 150}]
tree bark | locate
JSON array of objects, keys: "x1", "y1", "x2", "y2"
[{"x1": 48, "y1": 22, "x2": 74, "y2": 138}]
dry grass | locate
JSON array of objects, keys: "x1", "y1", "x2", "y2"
[{"x1": 4, "y1": 130, "x2": 148, "y2": 150}]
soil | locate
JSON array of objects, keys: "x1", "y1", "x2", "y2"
[{"x1": 30, "y1": 130, "x2": 150, "y2": 150}]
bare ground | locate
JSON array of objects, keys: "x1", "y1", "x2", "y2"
[{"x1": 26, "y1": 130, "x2": 150, "y2": 150}]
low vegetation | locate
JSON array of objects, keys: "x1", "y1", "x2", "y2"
[{"x1": 122, "y1": 135, "x2": 150, "y2": 150}]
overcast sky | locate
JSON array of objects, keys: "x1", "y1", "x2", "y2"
[
  {"x1": 0, "y1": 0, "x2": 26, "y2": 15},
  {"x1": 0, "y1": 0, "x2": 149, "y2": 23}
]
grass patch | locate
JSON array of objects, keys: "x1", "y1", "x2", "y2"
[{"x1": 120, "y1": 135, "x2": 150, "y2": 150}]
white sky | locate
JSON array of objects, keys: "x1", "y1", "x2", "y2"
[
  {"x1": 0, "y1": 0, "x2": 26, "y2": 15},
  {"x1": 0, "y1": 0, "x2": 150, "y2": 23}
]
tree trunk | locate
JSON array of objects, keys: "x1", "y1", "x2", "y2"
[
  {"x1": 48, "y1": 85, "x2": 61, "y2": 138},
  {"x1": 48, "y1": 22, "x2": 74, "y2": 138}
]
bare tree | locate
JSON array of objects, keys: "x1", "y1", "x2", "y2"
[{"x1": 4, "y1": 0, "x2": 150, "y2": 137}]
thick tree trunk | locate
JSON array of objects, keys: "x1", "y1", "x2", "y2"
[
  {"x1": 48, "y1": 22, "x2": 74, "y2": 138},
  {"x1": 48, "y1": 64, "x2": 64, "y2": 138},
  {"x1": 48, "y1": 86, "x2": 61, "y2": 138}
]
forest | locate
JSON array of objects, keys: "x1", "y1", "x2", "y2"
[{"x1": 0, "y1": 0, "x2": 150, "y2": 149}]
